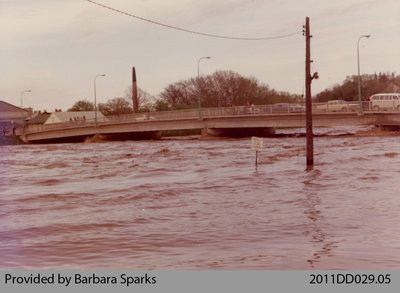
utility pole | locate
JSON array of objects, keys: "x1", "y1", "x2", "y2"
[
  {"x1": 303, "y1": 17, "x2": 318, "y2": 167},
  {"x1": 132, "y1": 67, "x2": 138, "y2": 113}
]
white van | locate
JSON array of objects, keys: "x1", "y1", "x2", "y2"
[{"x1": 369, "y1": 93, "x2": 400, "y2": 111}]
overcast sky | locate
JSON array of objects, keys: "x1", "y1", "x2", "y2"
[{"x1": 1, "y1": 0, "x2": 399, "y2": 111}]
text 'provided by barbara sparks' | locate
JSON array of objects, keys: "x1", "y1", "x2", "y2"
[{"x1": 4, "y1": 273, "x2": 157, "y2": 287}]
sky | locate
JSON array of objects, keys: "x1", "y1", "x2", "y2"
[{"x1": 0, "y1": 0, "x2": 399, "y2": 111}]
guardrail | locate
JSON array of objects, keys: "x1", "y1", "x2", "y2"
[{"x1": 18, "y1": 101, "x2": 400, "y2": 135}]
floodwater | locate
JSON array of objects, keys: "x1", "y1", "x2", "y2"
[{"x1": 1, "y1": 126, "x2": 400, "y2": 270}]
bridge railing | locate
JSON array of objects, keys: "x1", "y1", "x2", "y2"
[
  {"x1": 19, "y1": 105, "x2": 283, "y2": 134},
  {"x1": 20, "y1": 120, "x2": 95, "y2": 135},
  {"x1": 99, "y1": 105, "x2": 273, "y2": 124},
  {"x1": 312, "y1": 101, "x2": 373, "y2": 112}
]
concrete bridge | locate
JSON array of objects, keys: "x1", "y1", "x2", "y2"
[{"x1": 18, "y1": 104, "x2": 400, "y2": 143}]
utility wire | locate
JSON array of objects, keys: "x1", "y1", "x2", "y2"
[{"x1": 86, "y1": 0, "x2": 301, "y2": 41}]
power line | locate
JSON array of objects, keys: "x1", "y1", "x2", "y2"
[{"x1": 86, "y1": 0, "x2": 301, "y2": 41}]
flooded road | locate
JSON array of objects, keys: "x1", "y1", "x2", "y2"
[{"x1": 1, "y1": 126, "x2": 400, "y2": 269}]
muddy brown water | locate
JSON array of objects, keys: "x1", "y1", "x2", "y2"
[{"x1": 1, "y1": 126, "x2": 400, "y2": 269}]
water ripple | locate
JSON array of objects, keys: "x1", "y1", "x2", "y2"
[{"x1": 1, "y1": 133, "x2": 400, "y2": 269}]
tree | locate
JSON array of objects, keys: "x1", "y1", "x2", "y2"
[
  {"x1": 68, "y1": 100, "x2": 94, "y2": 111},
  {"x1": 153, "y1": 99, "x2": 170, "y2": 111},
  {"x1": 315, "y1": 72, "x2": 400, "y2": 102},
  {"x1": 124, "y1": 86, "x2": 156, "y2": 112},
  {"x1": 98, "y1": 97, "x2": 133, "y2": 116},
  {"x1": 158, "y1": 70, "x2": 297, "y2": 110}
]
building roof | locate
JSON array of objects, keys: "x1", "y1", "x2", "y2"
[
  {"x1": 0, "y1": 100, "x2": 22, "y2": 112},
  {"x1": 0, "y1": 100, "x2": 31, "y2": 123},
  {"x1": 44, "y1": 111, "x2": 106, "y2": 124},
  {"x1": 27, "y1": 113, "x2": 51, "y2": 125},
  {"x1": 385, "y1": 82, "x2": 400, "y2": 92}
]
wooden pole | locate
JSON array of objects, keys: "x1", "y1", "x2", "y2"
[
  {"x1": 305, "y1": 17, "x2": 314, "y2": 166},
  {"x1": 132, "y1": 67, "x2": 138, "y2": 113},
  {"x1": 256, "y1": 150, "x2": 258, "y2": 166}
]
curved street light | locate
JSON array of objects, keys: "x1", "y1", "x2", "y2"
[
  {"x1": 20, "y1": 89, "x2": 32, "y2": 135},
  {"x1": 197, "y1": 56, "x2": 211, "y2": 119},
  {"x1": 357, "y1": 34, "x2": 370, "y2": 114},
  {"x1": 94, "y1": 74, "x2": 106, "y2": 127}
]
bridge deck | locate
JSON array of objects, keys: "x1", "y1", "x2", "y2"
[{"x1": 18, "y1": 104, "x2": 400, "y2": 143}]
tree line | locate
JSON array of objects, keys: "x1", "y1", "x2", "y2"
[
  {"x1": 68, "y1": 70, "x2": 400, "y2": 115},
  {"x1": 68, "y1": 70, "x2": 301, "y2": 115}
]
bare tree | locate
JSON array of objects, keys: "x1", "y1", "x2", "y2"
[{"x1": 125, "y1": 86, "x2": 155, "y2": 112}]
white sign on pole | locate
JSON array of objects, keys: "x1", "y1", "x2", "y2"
[{"x1": 251, "y1": 136, "x2": 263, "y2": 152}]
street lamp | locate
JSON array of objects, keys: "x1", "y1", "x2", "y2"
[
  {"x1": 20, "y1": 89, "x2": 31, "y2": 135},
  {"x1": 357, "y1": 34, "x2": 370, "y2": 114},
  {"x1": 94, "y1": 74, "x2": 106, "y2": 127},
  {"x1": 197, "y1": 56, "x2": 211, "y2": 119}
]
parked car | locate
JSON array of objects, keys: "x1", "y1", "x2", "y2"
[
  {"x1": 271, "y1": 103, "x2": 305, "y2": 113},
  {"x1": 316, "y1": 100, "x2": 356, "y2": 112},
  {"x1": 290, "y1": 103, "x2": 306, "y2": 112},
  {"x1": 348, "y1": 103, "x2": 359, "y2": 112}
]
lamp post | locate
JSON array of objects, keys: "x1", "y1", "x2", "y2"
[
  {"x1": 197, "y1": 56, "x2": 211, "y2": 119},
  {"x1": 20, "y1": 89, "x2": 31, "y2": 135},
  {"x1": 357, "y1": 34, "x2": 370, "y2": 114},
  {"x1": 94, "y1": 74, "x2": 106, "y2": 127}
]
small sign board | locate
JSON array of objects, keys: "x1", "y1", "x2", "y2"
[{"x1": 251, "y1": 136, "x2": 263, "y2": 152}]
